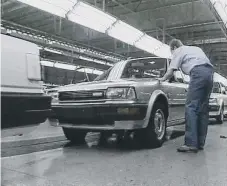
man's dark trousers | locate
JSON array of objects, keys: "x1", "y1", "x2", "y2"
[{"x1": 185, "y1": 63, "x2": 214, "y2": 148}]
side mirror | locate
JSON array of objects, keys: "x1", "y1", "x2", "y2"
[
  {"x1": 176, "y1": 77, "x2": 184, "y2": 83},
  {"x1": 173, "y1": 71, "x2": 184, "y2": 83},
  {"x1": 221, "y1": 87, "x2": 226, "y2": 94},
  {"x1": 168, "y1": 76, "x2": 175, "y2": 83}
]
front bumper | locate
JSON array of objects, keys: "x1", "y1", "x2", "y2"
[
  {"x1": 209, "y1": 111, "x2": 220, "y2": 118},
  {"x1": 51, "y1": 101, "x2": 148, "y2": 130},
  {"x1": 209, "y1": 104, "x2": 221, "y2": 118}
]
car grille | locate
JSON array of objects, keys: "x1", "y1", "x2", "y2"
[
  {"x1": 59, "y1": 90, "x2": 105, "y2": 101},
  {"x1": 209, "y1": 105, "x2": 219, "y2": 111}
]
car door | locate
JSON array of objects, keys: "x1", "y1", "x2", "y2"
[{"x1": 161, "y1": 70, "x2": 187, "y2": 125}]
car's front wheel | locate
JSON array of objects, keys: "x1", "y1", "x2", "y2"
[
  {"x1": 62, "y1": 127, "x2": 87, "y2": 144},
  {"x1": 216, "y1": 106, "x2": 224, "y2": 124},
  {"x1": 135, "y1": 102, "x2": 167, "y2": 148}
]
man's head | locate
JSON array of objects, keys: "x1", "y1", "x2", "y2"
[{"x1": 169, "y1": 39, "x2": 183, "y2": 54}]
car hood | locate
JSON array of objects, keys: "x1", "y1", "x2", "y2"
[{"x1": 58, "y1": 79, "x2": 158, "y2": 92}]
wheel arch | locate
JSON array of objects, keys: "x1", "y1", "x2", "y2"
[{"x1": 143, "y1": 90, "x2": 169, "y2": 128}]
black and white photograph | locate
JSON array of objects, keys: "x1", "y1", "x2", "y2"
[{"x1": 1, "y1": 0, "x2": 227, "y2": 185}]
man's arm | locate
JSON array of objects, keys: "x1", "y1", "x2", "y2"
[
  {"x1": 158, "y1": 48, "x2": 183, "y2": 82},
  {"x1": 159, "y1": 68, "x2": 174, "y2": 81}
]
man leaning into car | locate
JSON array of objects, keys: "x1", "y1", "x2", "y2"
[{"x1": 159, "y1": 39, "x2": 214, "y2": 153}]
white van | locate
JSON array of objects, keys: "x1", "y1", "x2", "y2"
[{"x1": 1, "y1": 34, "x2": 52, "y2": 128}]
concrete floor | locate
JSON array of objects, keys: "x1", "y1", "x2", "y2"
[{"x1": 1, "y1": 121, "x2": 227, "y2": 186}]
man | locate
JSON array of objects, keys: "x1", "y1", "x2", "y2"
[{"x1": 159, "y1": 39, "x2": 214, "y2": 153}]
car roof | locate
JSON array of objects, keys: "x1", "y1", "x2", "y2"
[{"x1": 126, "y1": 57, "x2": 165, "y2": 62}]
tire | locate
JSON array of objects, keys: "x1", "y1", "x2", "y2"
[
  {"x1": 134, "y1": 102, "x2": 167, "y2": 148},
  {"x1": 62, "y1": 127, "x2": 87, "y2": 144},
  {"x1": 216, "y1": 106, "x2": 224, "y2": 124},
  {"x1": 99, "y1": 132, "x2": 111, "y2": 146}
]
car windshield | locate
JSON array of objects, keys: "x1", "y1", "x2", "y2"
[
  {"x1": 94, "y1": 58, "x2": 167, "y2": 81},
  {"x1": 212, "y1": 82, "x2": 221, "y2": 93},
  {"x1": 121, "y1": 58, "x2": 167, "y2": 79}
]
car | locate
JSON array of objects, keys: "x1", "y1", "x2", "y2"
[
  {"x1": 51, "y1": 57, "x2": 189, "y2": 148},
  {"x1": 1, "y1": 34, "x2": 52, "y2": 128},
  {"x1": 209, "y1": 81, "x2": 227, "y2": 124}
]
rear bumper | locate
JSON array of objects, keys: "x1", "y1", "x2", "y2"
[
  {"x1": 51, "y1": 102, "x2": 148, "y2": 131},
  {"x1": 1, "y1": 92, "x2": 52, "y2": 128}
]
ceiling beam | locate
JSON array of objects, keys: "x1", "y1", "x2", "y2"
[
  {"x1": 110, "y1": 0, "x2": 175, "y2": 41},
  {"x1": 111, "y1": 37, "x2": 227, "y2": 55},
  {"x1": 213, "y1": 60, "x2": 227, "y2": 64},
  {"x1": 110, "y1": 0, "x2": 200, "y2": 14},
  {"x1": 1, "y1": 20, "x2": 125, "y2": 60},
  {"x1": 201, "y1": 0, "x2": 227, "y2": 38},
  {"x1": 112, "y1": 0, "x2": 199, "y2": 17}
]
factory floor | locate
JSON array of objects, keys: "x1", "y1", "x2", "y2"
[{"x1": 1, "y1": 119, "x2": 227, "y2": 186}]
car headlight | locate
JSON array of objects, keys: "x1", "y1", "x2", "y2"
[
  {"x1": 106, "y1": 87, "x2": 136, "y2": 99},
  {"x1": 209, "y1": 98, "x2": 217, "y2": 104},
  {"x1": 49, "y1": 92, "x2": 59, "y2": 100},
  {"x1": 52, "y1": 92, "x2": 59, "y2": 99}
]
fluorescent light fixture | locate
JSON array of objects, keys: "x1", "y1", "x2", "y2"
[
  {"x1": 40, "y1": 60, "x2": 54, "y2": 67},
  {"x1": 44, "y1": 48, "x2": 63, "y2": 54},
  {"x1": 6, "y1": 29, "x2": 12, "y2": 34},
  {"x1": 107, "y1": 20, "x2": 144, "y2": 45},
  {"x1": 93, "y1": 69, "x2": 104, "y2": 75},
  {"x1": 77, "y1": 67, "x2": 103, "y2": 75},
  {"x1": 134, "y1": 35, "x2": 163, "y2": 52},
  {"x1": 93, "y1": 59, "x2": 106, "y2": 65},
  {"x1": 80, "y1": 48, "x2": 86, "y2": 53},
  {"x1": 40, "y1": 60, "x2": 103, "y2": 74},
  {"x1": 79, "y1": 56, "x2": 113, "y2": 66},
  {"x1": 67, "y1": 2, "x2": 117, "y2": 33},
  {"x1": 153, "y1": 45, "x2": 172, "y2": 59},
  {"x1": 17, "y1": 0, "x2": 77, "y2": 18},
  {"x1": 94, "y1": 60, "x2": 114, "y2": 66},
  {"x1": 134, "y1": 35, "x2": 171, "y2": 58},
  {"x1": 79, "y1": 56, "x2": 94, "y2": 62},
  {"x1": 210, "y1": 0, "x2": 227, "y2": 27},
  {"x1": 54, "y1": 63, "x2": 77, "y2": 70}
]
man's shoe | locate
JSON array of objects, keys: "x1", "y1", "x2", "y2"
[
  {"x1": 177, "y1": 145, "x2": 198, "y2": 153},
  {"x1": 198, "y1": 146, "x2": 204, "y2": 150}
]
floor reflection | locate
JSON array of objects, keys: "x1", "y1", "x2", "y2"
[{"x1": 63, "y1": 129, "x2": 186, "y2": 151}]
